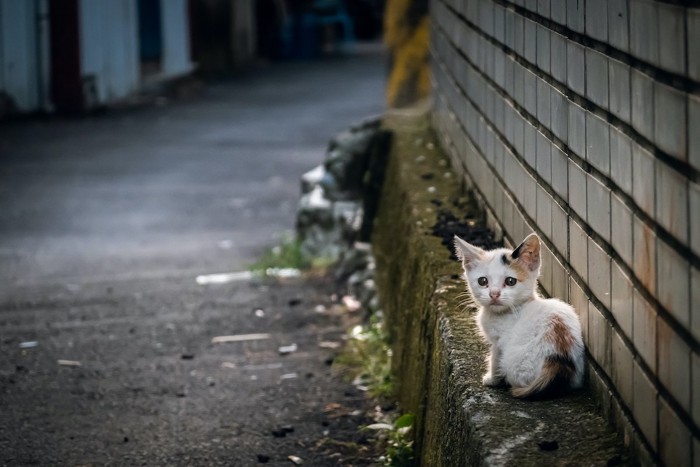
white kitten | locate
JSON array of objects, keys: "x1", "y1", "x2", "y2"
[{"x1": 454, "y1": 233, "x2": 584, "y2": 398}]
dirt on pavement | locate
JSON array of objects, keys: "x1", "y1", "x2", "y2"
[{"x1": 0, "y1": 274, "x2": 384, "y2": 466}]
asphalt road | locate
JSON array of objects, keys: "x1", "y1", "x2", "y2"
[{"x1": 0, "y1": 47, "x2": 385, "y2": 466}]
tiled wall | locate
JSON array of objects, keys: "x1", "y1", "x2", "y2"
[{"x1": 429, "y1": 0, "x2": 699, "y2": 464}]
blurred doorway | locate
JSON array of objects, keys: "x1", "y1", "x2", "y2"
[{"x1": 138, "y1": 0, "x2": 163, "y2": 77}]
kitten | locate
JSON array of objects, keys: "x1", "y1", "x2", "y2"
[{"x1": 454, "y1": 233, "x2": 584, "y2": 398}]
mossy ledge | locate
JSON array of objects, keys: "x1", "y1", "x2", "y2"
[{"x1": 372, "y1": 107, "x2": 633, "y2": 466}]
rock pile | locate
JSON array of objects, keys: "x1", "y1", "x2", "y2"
[{"x1": 295, "y1": 117, "x2": 390, "y2": 312}]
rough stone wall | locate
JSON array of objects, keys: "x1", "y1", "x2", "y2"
[{"x1": 429, "y1": 0, "x2": 699, "y2": 465}]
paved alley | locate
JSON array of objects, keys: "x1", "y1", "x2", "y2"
[{"x1": 0, "y1": 48, "x2": 385, "y2": 466}]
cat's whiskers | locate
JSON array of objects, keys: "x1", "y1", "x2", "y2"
[
  {"x1": 457, "y1": 295, "x2": 478, "y2": 312},
  {"x1": 452, "y1": 281, "x2": 479, "y2": 311},
  {"x1": 455, "y1": 291, "x2": 473, "y2": 300}
]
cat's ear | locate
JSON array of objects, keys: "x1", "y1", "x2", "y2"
[
  {"x1": 454, "y1": 235, "x2": 485, "y2": 269},
  {"x1": 512, "y1": 233, "x2": 540, "y2": 271}
]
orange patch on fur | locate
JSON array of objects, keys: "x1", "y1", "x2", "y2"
[
  {"x1": 513, "y1": 234, "x2": 541, "y2": 272},
  {"x1": 546, "y1": 315, "x2": 575, "y2": 355},
  {"x1": 511, "y1": 355, "x2": 576, "y2": 398},
  {"x1": 509, "y1": 260, "x2": 530, "y2": 282}
]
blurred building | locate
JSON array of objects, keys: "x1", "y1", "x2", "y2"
[
  {"x1": 0, "y1": 0, "x2": 384, "y2": 116},
  {"x1": 0, "y1": 0, "x2": 193, "y2": 115},
  {"x1": 189, "y1": 0, "x2": 257, "y2": 74}
]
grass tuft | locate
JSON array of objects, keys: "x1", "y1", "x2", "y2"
[
  {"x1": 334, "y1": 315, "x2": 394, "y2": 399},
  {"x1": 248, "y1": 232, "x2": 309, "y2": 274},
  {"x1": 364, "y1": 413, "x2": 415, "y2": 466},
  {"x1": 248, "y1": 232, "x2": 338, "y2": 276},
  {"x1": 383, "y1": 413, "x2": 415, "y2": 466}
]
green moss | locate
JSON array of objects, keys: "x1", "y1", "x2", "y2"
[{"x1": 371, "y1": 110, "x2": 466, "y2": 461}]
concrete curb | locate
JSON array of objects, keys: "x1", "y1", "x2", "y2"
[{"x1": 372, "y1": 109, "x2": 633, "y2": 465}]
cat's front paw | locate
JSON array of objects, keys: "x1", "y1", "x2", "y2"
[{"x1": 482, "y1": 373, "x2": 504, "y2": 386}]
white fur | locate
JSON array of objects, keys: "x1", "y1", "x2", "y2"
[
  {"x1": 478, "y1": 297, "x2": 585, "y2": 389},
  {"x1": 454, "y1": 235, "x2": 585, "y2": 395}
]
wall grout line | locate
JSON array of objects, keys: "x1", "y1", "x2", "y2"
[
  {"x1": 440, "y1": 0, "x2": 700, "y2": 185},
  {"x1": 500, "y1": 0, "x2": 700, "y2": 91},
  {"x1": 434, "y1": 1, "x2": 700, "y2": 273}
]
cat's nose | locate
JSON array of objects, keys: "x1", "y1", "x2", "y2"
[{"x1": 489, "y1": 289, "x2": 501, "y2": 299}]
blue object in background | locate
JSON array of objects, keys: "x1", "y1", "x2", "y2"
[{"x1": 285, "y1": 0, "x2": 355, "y2": 59}]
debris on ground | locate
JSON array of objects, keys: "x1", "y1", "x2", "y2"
[
  {"x1": 211, "y1": 333, "x2": 271, "y2": 344},
  {"x1": 19, "y1": 341, "x2": 38, "y2": 349},
  {"x1": 243, "y1": 363, "x2": 283, "y2": 371},
  {"x1": 196, "y1": 271, "x2": 253, "y2": 285},
  {"x1": 287, "y1": 455, "x2": 303, "y2": 465},
  {"x1": 296, "y1": 120, "x2": 381, "y2": 263},
  {"x1": 318, "y1": 341, "x2": 341, "y2": 349},
  {"x1": 265, "y1": 268, "x2": 301, "y2": 278},
  {"x1": 365, "y1": 423, "x2": 393, "y2": 430},
  {"x1": 281, "y1": 425, "x2": 295, "y2": 433},
  {"x1": 341, "y1": 295, "x2": 361, "y2": 312},
  {"x1": 57, "y1": 360, "x2": 81, "y2": 367},
  {"x1": 323, "y1": 402, "x2": 358, "y2": 419},
  {"x1": 278, "y1": 344, "x2": 298, "y2": 355}
]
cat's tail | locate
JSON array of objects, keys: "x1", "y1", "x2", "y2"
[{"x1": 511, "y1": 355, "x2": 577, "y2": 399}]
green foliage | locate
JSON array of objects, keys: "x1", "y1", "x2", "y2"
[
  {"x1": 384, "y1": 414, "x2": 415, "y2": 467},
  {"x1": 328, "y1": 266, "x2": 414, "y2": 464},
  {"x1": 248, "y1": 232, "x2": 338, "y2": 276},
  {"x1": 393, "y1": 413, "x2": 415, "y2": 429},
  {"x1": 334, "y1": 315, "x2": 394, "y2": 398},
  {"x1": 365, "y1": 413, "x2": 415, "y2": 466},
  {"x1": 248, "y1": 232, "x2": 309, "y2": 274}
]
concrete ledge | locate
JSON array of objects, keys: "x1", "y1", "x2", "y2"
[{"x1": 372, "y1": 109, "x2": 632, "y2": 465}]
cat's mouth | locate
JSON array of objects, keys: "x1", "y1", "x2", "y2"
[{"x1": 488, "y1": 300, "x2": 511, "y2": 311}]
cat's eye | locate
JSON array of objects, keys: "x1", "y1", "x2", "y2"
[
  {"x1": 477, "y1": 277, "x2": 488, "y2": 287},
  {"x1": 504, "y1": 277, "x2": 517, "y2": 287}
]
